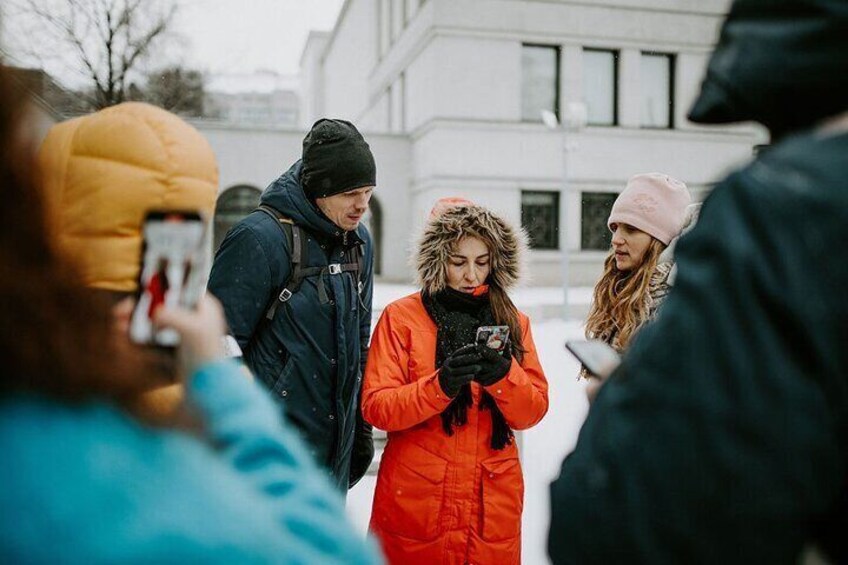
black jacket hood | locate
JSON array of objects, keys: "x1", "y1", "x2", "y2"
[{"x1": 688, "y1": 0, "x2": 848, "y2": 136}]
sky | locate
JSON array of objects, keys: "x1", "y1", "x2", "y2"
[
  {"x1": 175, "y1": 0, "x2": 343, "y2": 77},
  {"x1": 1, "y1": 0, "x2": 344, "y2": 90}
]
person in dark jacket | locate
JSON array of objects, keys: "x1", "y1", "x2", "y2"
[
  {"x1": 549, "y1": 1, "x2": 847, "y2": 563},
  {"x1": 208, "y1": 119, "x2": 376, "y2": 491},
  {"x1": 0, "y1": 65, "x2": 379, "y2": 563}
]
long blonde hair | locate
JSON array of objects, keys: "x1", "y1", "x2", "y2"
[{"x1": 585, "y1": 238, "x2": 666, "y2": 350}]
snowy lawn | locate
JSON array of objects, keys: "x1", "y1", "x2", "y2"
[{"x1": 348, "y1": 284, "x2": 592, "y2": 564}]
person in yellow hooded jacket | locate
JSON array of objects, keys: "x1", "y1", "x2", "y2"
[
  {"x1": 1, "y1": 69, "x2": 381, "y2": 562},
  {"x1": 37, "y1": 102, "x2": 219, "y2": 416}
]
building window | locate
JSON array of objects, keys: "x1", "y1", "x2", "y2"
[
  {"x1": 583, "y1": 49, "x2": 618, "y2": 126},
  {"x1": 522, "y1": 44, "x2": 560, "y2": 122},
  {"x1": 641, "y1": 52, "x2": 674, "y2": 128},
  {"x1": 214, "y1": 185, "x2": 261, "y2": 251},
  {"x1": 521, "y1": 190, "x2": 559, "y2": 250},
  {"x1": 581, "y1": 192, "x2": 618, "y2": 250}
]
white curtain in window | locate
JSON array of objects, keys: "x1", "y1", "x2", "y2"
[
  {"x1": 522, "y1": 46, "x2": 558, "y2": 122},
  {"x1": 583, "y1": 50, "x2": 616, "y2": 125},
  {"x1": 641, "y1": 54, "x2": 671, "y2": 127}
]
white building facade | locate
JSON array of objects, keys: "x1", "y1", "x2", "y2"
[{"x1": 300, "y1": 0, "x2": 764, "y2": 285}]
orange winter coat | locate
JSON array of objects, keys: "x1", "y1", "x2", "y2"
[{"x1": 362, "y1": 293, "x2": 548, "y2": 565}]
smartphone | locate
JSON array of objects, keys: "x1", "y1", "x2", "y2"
[
  {"x1": 129, "y1": 211, "x2": 207, "y2": 347},
  {"x1": 476, "y1": 325, "x2": 510, "y2": 352},
  {"x1": 565, "y1": 339, "x2": 621, "y2": 379}
]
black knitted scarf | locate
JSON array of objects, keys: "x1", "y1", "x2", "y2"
[{"x1": 422, "y1": 288, "x2": 514, "y2": 450}]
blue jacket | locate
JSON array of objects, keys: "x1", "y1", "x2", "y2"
[
  {"x1": 208, "y1": 161, "x2": 374, "y2": 490},
  {"x1": 0, "y1": 361, "x2": 381, "y2": 564}
]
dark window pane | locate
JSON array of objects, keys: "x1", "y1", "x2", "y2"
[
  {"x1": 522, "y1": 45, "x2": 559, "y2": 122},
  {"x1": 214, "y1": 185, "x2": 261, "y2": 251},
  {"x1": 521, "y1": 190, "x2": 559, "y2": 250},
  {"x1": 583, "y1": 49, "x2": 618, "y2": 126},
  {"x1": 581, "y1": 192, "x2": 618, "y2": 250}
]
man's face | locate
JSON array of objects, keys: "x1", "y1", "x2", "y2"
[{"x1": 315, "y1": 186, "x2": 375, "y2": 231}]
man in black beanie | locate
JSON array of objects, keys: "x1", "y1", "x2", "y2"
[{"x1": 208, "y1": 119, "x2": 376, "y2": 493}]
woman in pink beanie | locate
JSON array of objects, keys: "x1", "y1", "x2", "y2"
[{"x1": 582, "y1": 173, "x2": 692, "y2": 378}]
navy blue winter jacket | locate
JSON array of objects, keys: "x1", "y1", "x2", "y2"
[
  {"x1": 208, "y1": 161, "x2": 374, "y2": 490},
  {"x1": 550, "y1": 2, "x2": 848, "y2": 561}
]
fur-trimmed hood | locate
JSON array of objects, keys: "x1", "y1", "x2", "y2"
[{"x1": 415, "y1": 204, "x2": 528, "y2": 294}]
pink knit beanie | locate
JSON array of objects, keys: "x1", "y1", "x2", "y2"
[
  {"x1": 607, "y1": 173, "x2": 692, "y2": 245},
  {"x1": 428, "y1": 197, "x2": 474, "y2": 220}
]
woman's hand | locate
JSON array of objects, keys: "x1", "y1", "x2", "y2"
[
  {"x1": 584, "y1": 361, "x2": 617, "y2": 404},
  {"x1": 111, "y1": 296, "x2": 134, "y2": 336},
  {"x1": 585, "y1": 375, "x2": 606, "y2": 404},
  {"x1": 438, "y1": 344, "x2": 481, "y2": 398},
  {"x1": 153, "y1": 294, "x2": 227, "y2": 379},
  {"x1": 472, "y1": 344, "x2": 511, "y2": 386}
]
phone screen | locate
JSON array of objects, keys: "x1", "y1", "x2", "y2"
[
  {"x1": 565, "y1": 339, "x2": 621, "y2": 379},
  {"x1": 476, "y1": 325, "x2": 510, "y2": 352},
  {"x1": 129, "y1": 211, "x2": 207, "y2": 347}
]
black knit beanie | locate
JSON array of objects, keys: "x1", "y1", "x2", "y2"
[{"x1": 301, "y1": 119, "x2": 376, "y2": 199}]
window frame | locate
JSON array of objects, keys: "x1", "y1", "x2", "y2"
[
  {"x1": 521, "y1": 43, "x2": 561, "y2": 124},
  {"x1": 639, "y1": 51, "x2": 675, "y2": 130},
  {"x1": 580, "y1": 191, "x2": 619, "y2": 251},
  {"x1": 521, "y1": 189, "x2": 561, "y2": 251},
  {"x1": 582, "y1": 47, "x2": 619, "y2": 127}
]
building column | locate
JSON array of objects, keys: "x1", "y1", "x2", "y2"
[
  {"x1": 560, "y1": 45, "x2": 583, "y2": 113},
  {"x1": 618, "y1": 48, "x2": 641, "y2": 127}
]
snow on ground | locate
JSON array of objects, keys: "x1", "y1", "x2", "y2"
[{"x1": 347, "y1": 284, "x2": 592, "y2": 564}]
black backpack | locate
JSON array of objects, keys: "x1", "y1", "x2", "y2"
[{"x1": 255, "y1": 204, "x2": 364, "y2": 321}]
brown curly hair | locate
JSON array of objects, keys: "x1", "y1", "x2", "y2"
[
  {"x1": 584, "y1": 238, "x2": 666, "y2": 350},
  {"x1": 0, "y1": 65, "x2": 171, "y2": 421}
]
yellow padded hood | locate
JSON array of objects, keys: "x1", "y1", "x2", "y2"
[{"x1": 38, "y1": 102, "x2": 218, "y2": 292}]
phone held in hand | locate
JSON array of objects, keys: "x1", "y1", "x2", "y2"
[
  {"x1": 476, "y1": 325, "x2": 510, "y2": 352},
  {"x1": 129, "y1": 211, "x2": 207, "y2": 347},
  {"x1": 565, "y1": 339, "x2": 621, "y2": 379}
]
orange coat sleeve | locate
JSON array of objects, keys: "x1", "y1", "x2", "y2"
[
  {"x1": 483, "y1": 318, "x2": 549, "y2": 430},
  {"x1": 361, "y1": 307, "x2": 452, "y2": 432}
]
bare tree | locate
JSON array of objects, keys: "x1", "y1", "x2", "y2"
[
  {"x1": 134, "y1": 66, "x2": 206, "y2": 117},
  {"x1": 9, "y1": 0, "x2": 176, "y2": 109}
]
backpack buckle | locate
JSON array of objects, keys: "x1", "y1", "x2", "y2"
[
  {"x1": 279, "y1": 288, "x2": 293, "y2": 302},
  {"x1": 328, "y1": 263, "x2": 342, "y2": 275}
]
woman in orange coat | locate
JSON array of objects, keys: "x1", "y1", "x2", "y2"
[{"x1": 362, "y1": 201, "x2": 549, "y2": 564}]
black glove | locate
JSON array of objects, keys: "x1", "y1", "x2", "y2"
[
  {"x1": 472, "y1": 344, "x2": 511, "y2": 387},
  {"x1": 348, "y1": 409, "x2": 375, "y2": 489},
  {"x1": 438, "y1": 344, "x2": 482, "y2": 398}
]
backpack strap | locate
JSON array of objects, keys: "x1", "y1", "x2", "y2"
[
  {"x1": 256, "y1": 205, "x2": 366, "y2": 319},
  {"x1": 255, "y1": 205, "x2": 321, "y2": 320},
  {"x1": 343, "y1": 242, "x2": 367, "y2": 309}
]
